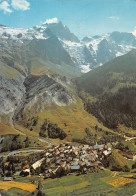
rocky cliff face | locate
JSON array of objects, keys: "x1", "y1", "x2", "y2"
[
  {"x1": 0, "y1": 75, "x2": 25, "y2": 124},
  {"x1": 14, "y1": 74, "x2": 74, "y2": 122}
]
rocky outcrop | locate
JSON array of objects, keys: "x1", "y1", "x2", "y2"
[
  {"x1": 0, "y1": 70, "x2": 75, "y2": 125},
  {"x1": 0, "y1": 74, "x2": 26, "y2": 125}
]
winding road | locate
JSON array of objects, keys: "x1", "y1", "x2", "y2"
[
  {"x1": 0, "y1": 149, "x2": 45, "y2": 158},
  {"x1": 7, "y1": 149, "x2": 44, "y2": 156},
  {"x1": 39, "y1": 137, "x2": 55, "y2": 146}
]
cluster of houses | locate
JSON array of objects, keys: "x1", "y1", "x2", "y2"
[
  {"x1": 2, "y1": 141, "x2": 136, "y2": 182},
  {"x1": 23, "y1": 143, "x2": 112, "y2": 179},
  {"x1": 0, "y1": 143, "x2": 112, "y2": 181}
]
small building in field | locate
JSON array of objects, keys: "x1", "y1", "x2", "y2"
[
  {"x1": 71, "y1": 165, "x2": 80, "y2": 171},
  {"x1": 22, "y1": 169, "x2": 31, "y2": 176},
  {"x1": 32, "y1": 158, "x2": 45, "y2": 170},
  {"x1": 94, "y1": 146, "x2": 99, "y2": 150},
  {"x1": 23, "y1": 164, "x2": 29, "y2": 170}
]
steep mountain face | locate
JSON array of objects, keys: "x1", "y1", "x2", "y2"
[
  {"x1": 0, "y1": 39, "x2": 27, "y2": 124},
  {"x1": 28, "y1": 37, "x2": 75, "y2": 66},
  {"x1": 0, "y1": 74, "x2": 25, "y2": 125},
  {"x1": 44, "y1": 21, "x2": 80, "y2": 42},
  {"x1": 0, "y1": 27, "x2": 75, "y2": 66},
  {"x1": 0, "y1": 22, "x2": 98, "y2": 141},
  {"x1": 0, "y1": 35, "x2": 113, "y2": 143},
  {"x1": 77, "y1": 50, "x2": 136, "y2": 130},
  {"x1": 0, "y1": 21, "x2": 80, "y2": 126}
]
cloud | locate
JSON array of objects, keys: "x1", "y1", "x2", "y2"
[
  {"x1": 109, "y1": 16, "x2": 120, "y2": 20},
  {"x1": 0, "y1": 0, "x2": 30, "y2": 13},
  {"x1": 0, "y1": 1, "x2": 12, "y2": 13},
  {"x1": 43, "y1": 18, "x2": 59, "y2": 24},
  {"x1": 11, "y1": 0, "x2": 30, "y2": 10}
]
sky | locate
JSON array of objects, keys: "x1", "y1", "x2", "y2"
[{"x1": 0, "y1": 0, "x2": 136, "y2": 38}]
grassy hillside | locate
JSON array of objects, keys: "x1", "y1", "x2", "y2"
[
  {"x1": 77, "y1": 50, "x2": 136, "y2": 131},
  {"x1": 107, "y1": 150, "x2": 128, "y2": 170},
  {"x1": 30, "y1": 58, "x2": 81, "y2": 78},
  {"x1": 0, "y1": 123, "x2": 18, "y2": 135},
  {"x1": 77, "y1": 49, "x2": 136, "y2": 96},
  {"x1": 15, "y1": 95, "x2": 117, "y2": 143},
  {"x1": 0, "y1": 63, "x2": 21, "y2": 79}
]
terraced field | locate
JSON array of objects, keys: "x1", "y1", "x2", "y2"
[
  {"x1": 42, "y1": 171, "x2": 136, "y2": 196},
  {"x1": 0, "y1": 181, "x2": 36, "y2": 192},
  {"x1": 2, "y1": 170, "x2": 136, "y2": 196}
]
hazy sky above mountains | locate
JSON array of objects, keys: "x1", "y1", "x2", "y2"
[{"x1": 0, "y1": 0, "x2": 136, "y2": 38}]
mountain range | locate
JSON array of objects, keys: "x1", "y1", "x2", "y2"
[
  {"x1": 0, "y1": 20, "x2": 136, "y2": 73},
  {"x1": 0, "y1": 19, "x2": 136, "y2": 145}
]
